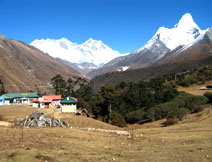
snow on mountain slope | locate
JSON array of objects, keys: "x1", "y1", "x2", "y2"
[
  {"x1": 135, "y1": 13, "x2": 202, "y2": 54},
  {"x1": 30, "y1": 38, "x2": 122, "y2": 66}
]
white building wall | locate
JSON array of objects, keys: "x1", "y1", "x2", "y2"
[
  {"x1": 61, "y1": 104, "x2": 76, "y2": 113},
  {"x1": 32, "y1": 103, "x2": 39, "y2": 108},
  {"x1": 5, "y1": 100, "x2": 10, "y2": 105}
]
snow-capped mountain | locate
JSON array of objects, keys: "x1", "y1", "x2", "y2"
[
  {"x1": 30, "y1": 37, "x2": 122, "y2": 66},
  {"x1": 154, "y1": 27, "x2": 212, "y2": 66},
  {"x1": 88, "y1": 13, "x2": 206, "y2": 78},
  {"x1": 91, "y1": 28, "x2": 212, "y2": 89},
  {"x1": 137, "y1": 13, "x2": 202, "y2": 52}
]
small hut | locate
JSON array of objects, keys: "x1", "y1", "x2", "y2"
[{"x1": 60, "y1": 96, "x2": 78, "y2": 113}]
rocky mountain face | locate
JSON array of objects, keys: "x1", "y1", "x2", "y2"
[
  {"x1": 56, "y1": 58, "x2": 98, "y2": 75},
  {"x1": 88, "y1": 13, "x2": 205, "y2": 78},
  {"x1": 88, "y1": 39, "x2": 170, "y2": 77},
  {"x1": 0, "y1": 34, "x2": 82, "y2": 93}
]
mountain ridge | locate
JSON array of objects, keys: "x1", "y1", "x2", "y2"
[
  {"x1": 90, "y1": 28, "x2": 212, "y2": 90},
  {"x1": 88, "y1": 13, "x2": 208, "y2": 78}
]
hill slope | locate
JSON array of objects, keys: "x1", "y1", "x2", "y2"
[{"x1": 0, "y1": 34, "x2": 82, "y2": 93}]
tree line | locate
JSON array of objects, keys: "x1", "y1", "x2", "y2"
[
  {"x1": 0, "y1": 74, "x2": 211, "y2": 127},
  {"x1": 51, "y1": 74, "x2": 211, "y2": 127},
  {"x1": 163, "y1": 65, "x2": 212, "y2": 87}
]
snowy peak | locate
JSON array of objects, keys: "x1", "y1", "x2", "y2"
[
  {"x1": 141, "y1": 13, "x2": 202, "y2": 51},
  {"x1": 175, "y1": 13, "x2": 200, "y2": 32},
  {"x1": 30, "y1": 38, "x2": 122, "y2": 66},
  {"x1": 82, "y1": 38, "x2": 107, "y2": 50},
  {"x1": 83, "y1": 37, "x2": 102, "y2": 44}
]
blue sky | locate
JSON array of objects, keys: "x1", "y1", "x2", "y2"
[{"x1": 0, "y1": 0, "x2": 212, "y2": 53}]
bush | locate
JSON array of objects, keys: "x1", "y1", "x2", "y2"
[
  {"x1": 176, "y1": 108, "x2": 190, "y2": 120},
  {"x1": 193, "y1": 105, "x2": 204, "y2": 113},
  {"x1": 168, "y1": 108, "x2": 190, "y2": 121},
  {"x1": 204, "y1": 92, "x2": 212, "y2": 104},
  {"x1": 189, "y1": 95, "x2": 208, "y2": 112},
  {"x1": 163, "y1": 117, "x2": 178, "y2": 126},
  {"x1": 146, "y1": 108, "x2": 156, "y2": 121},
  {"x1": 178, "y1": 77, "x2": 198, "y2": 87},
  {"x1": 174, "y1": 92, "x2": 208, "y2": 111},
  {"x1": 125, "y1": 109, "x2": 145, "y2": 124},
  {"x1": 110, "y1": 111, "x2": 127, "y2": 127},
  {"x1": 145, "y1": 92, "x2": 207, "y2": 122},
  {"x1": 178, "y1": 80, "x2": 190, "y2": 87},
  {"x1": 77, "y1": 98, "x2": 91, "y2": 113}
]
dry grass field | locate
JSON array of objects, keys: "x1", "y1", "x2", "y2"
[
  {"x1": 0, "y1": 105, "x2": 212, "y2": 162},
  {"x1": 0, "y1": 106, "x2": 118, "y2": 130}
]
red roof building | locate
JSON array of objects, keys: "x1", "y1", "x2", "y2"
[
  {"x1": 42, "y1": 95, "x2": 62, "y2": 100},
  {"x1": 31, "y1": 95, "x2": 62, "y2": 108}
]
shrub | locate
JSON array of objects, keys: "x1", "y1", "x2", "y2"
[
  {"x1": 125, "y1": 109, "x2": 145, "y2": 124},
  {"x1": 179, "y1": 80, "x2": 190, "y2": 87},
  {"x1": 189, "y1": 95, "x2": 208, "y2": 112},
  {"x1": 193, "y1": 105, "x2": 204, "y2": 113},
  {"x1": 163, "y1": 117, "x2": 178, "y2": 126},
  {"x1": 77, "y1": 98, "x2": 91, "y2": 113},
  {"x1": 174, "y1": 92, "x2": 208, "y2": 111},
  {"x1": 145, "y1": 92, "x2": 207, "y2": 122},
  {"x1": 204, "y1": 92, "x2": 212, "y2": 104},
  {"x1": 176, "y1": 108, "x2": 190, "y2": 120},
  {"x1": 146, "y1": 108, "x2": 156, "y2": 121},
  {"x1": 189, "y1": 77, "x2": 198, "y2": 84},
  {"x1": 110, "y1": 111, "x2": 127, "y2": 127},
  {"x1": 168, "y1": 108, "x2": 190, "y2": 121},
  {"x1": 192, "y1": 95, "x2": 208, "y2": 105}
]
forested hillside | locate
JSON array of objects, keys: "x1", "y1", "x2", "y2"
[
  {"x1": 51, "y1": 74, "x2": 211, "y2": 127},
  {"x1": 90, "y1": 56, "x2": 212, "y2": 91}
]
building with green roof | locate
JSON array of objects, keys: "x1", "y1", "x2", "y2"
[
  {"x1": 0, "y1": 97, "x2": 5, "y2": 106},
  {"x1": 0, "y1": 92, "x2": 39, "y2": 105},
  {"x1": 60, "y1": 96, "x2": 78, "y2": 113}
]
